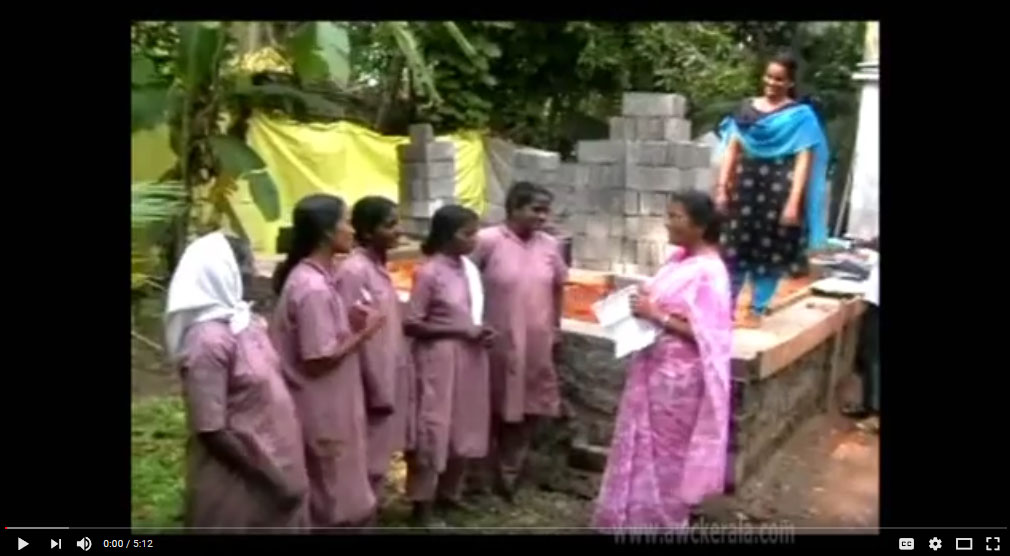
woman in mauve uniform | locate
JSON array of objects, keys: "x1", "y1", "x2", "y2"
[
  {"x1": 332, "y1": 196, "x2": 413, "y2": 513},
  {"x1": 404, "y1": 204, "x2": 494, "y2": 526},
  {"x1": 164, "y1": 232, "x2": 308, "y2": 533},
  {"x1": 471, "y1": 182, "x2": 568, "y2": 500},
  {"x1": 269, "y1": 194, "x2": 387, "y2": 529}
]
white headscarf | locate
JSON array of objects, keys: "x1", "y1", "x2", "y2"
[{"x1": 164, "y1": 232, "x2": 252, "y2": 361}]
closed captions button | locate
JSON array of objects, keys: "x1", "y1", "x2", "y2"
[{"x1": 900, "y1": 538, "x2": 915, "y2": 550}]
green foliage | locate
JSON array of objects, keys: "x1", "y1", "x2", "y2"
[
  {"x1": 132, "y1": 181, "x2": 188, "y2": 290},
  {"x1": 176, "y1": 22, "x2": 227, "y2": 90},
  {"x1": 131, "y1": 396, "x2": 186, "y2": 529},
  {"x1": 286, "y1": 22, "x2": 351, "y2": 88}
]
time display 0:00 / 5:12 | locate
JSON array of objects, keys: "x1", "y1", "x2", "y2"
[{"x1": 101, "y1": 540, "x2": 155, "y2": 548}]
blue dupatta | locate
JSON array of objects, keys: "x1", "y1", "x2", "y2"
[{"x1": 716, "y1": 103, "x2": 830, "y2": 250}]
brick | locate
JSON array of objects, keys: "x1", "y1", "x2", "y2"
[
  {"x1": 609, "y1": 117, "x2": 636, "y2": 140},
  {"x1": 626, "y1": 141, "x2": 669, "y2": 166},
  {"x1": 626, "y1": 165, "x2": 682, "y2": 192},
  {"x1": 426, "y1": 176, "x2": 456, "y2": 198},
  {"x1": 587, "y1": 164, "x2": 624, "y2": 189},
  {"x1": 640, "y1": 192, "x2": 670, "y2": 216},
  {"x1": 577, "y1": 140, "x2": 626, "y2": 164},
  {"x1": 559, "y1": 163, "x2": 591, "y2": 189},
  {"x1": 425, "y1": 161, "x2": 455, "y2": 180},
  {"x1": 514, "y1": 148, "x2": 561, "y2": 171},
  {"x1": 409, "y1": 123, "x2": 434, "y2": 144},
  {"x1": 622, "y1": 92, "x2": 688, "y2": 117},
  {"x1": 623, "y1": 191, "x2": 640, "y2": 215}
]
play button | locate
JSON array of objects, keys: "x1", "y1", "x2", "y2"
[{"x1": 18, "y1": 538, "x2": 28, "y2": 550}]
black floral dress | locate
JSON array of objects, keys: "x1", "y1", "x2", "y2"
[{"x1": 721, "y1": 101, "x2": 807, "y2": 278}]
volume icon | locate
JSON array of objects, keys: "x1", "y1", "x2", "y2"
[{"x1": 76, "y1": 537, "x2": 91, "y2": 552}]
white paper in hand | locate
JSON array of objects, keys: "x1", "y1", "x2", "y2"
[{"x1": 592, "y1": 286, "x2": 659, "y2": 358}]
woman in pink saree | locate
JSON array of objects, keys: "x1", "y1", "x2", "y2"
[{"x1": 592, "y1": 190, "x2": 733, "y2": 529}]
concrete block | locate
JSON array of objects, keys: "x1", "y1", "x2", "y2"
[
  {"x1": 427, "y1": 176, "x2": 456, "y2": 199},
  {"x1": 624, "y1": 216, "x2": 641, "y2": 237},
  {"x1": 626, "y1": 165, "x2": 682, "y2": 192},
  {"x1": 426, "y1": 161, "x2": 456, "y2": 180},
  {"x1": 587, "y1": 164, "x2": 624, "y2": 189},
  {"x1": 398, "y1": 141, "x2": 455, "y2": 162},
  {"x1": 566, "y1": 213, "x2": 587, "y2": 235},
  {"x1": 640, "y1": 192, "x2": 670, "y2": 216},
  {"x1": 613, "y1": 262, "x2": 648, "y2": 277},
  {"x1": 573, "y1": 235, "x2": 614, "y2": 261},
  {"x1": 667, "y1": 141, "x2": 695, "y2": 168},
  {"x1": 609, "y1": 216, "x2": 626, "y2": 238},
  {"x1": 573, "y1": 190, "x2": 590, "y2": 213},
  {"x1": 636, "y1": 240, "x2": 665, "y2": 267},
  {"x1": 585, "y1": 217, "x2": 610, "y2": 239},
  {"x1": 588, "y1": 188, "x2": 624, "y2": 214},
  {"x1": 401, "y1": 217, "x2": 431, "y2": 237},
  {"x1": 578, "y1": 259, "x2": 613, "y2": 272},
  {"x1": 693, "y1": 145, "x2": 713, "y2": 168},
  {"x1": 626, "y1": 141, "x2": 669, "y2": 166},
  {"x1": 409, "y1": 123, "x2": 434, "y2": 144},
  {"x1": 622, "y1": 92, "x2": 688, "y2": 118},
  {"x1": 683, "y1": 167, "x2": 716, "y2": 193},
  {"x1": 621, "y1": 239, "x2": 637, "y2": 263},
  {"x1": 635, "y1": 117, "x2": 691, "y2": 142},
  {"x1": 623, "y1": 191, "x2": 640, "y2": 215},
  {"x1": 399, "y1": 177, "x2": 427, "y2": 202},
  {"x1": 559, "y1": 163, "x2": 591, "y2": 189},
  {"x1": 407, "y1": 198, "x2": 450, "y2": 218},
  {"x1": 514, "y1": 148, "x2": 561, "y2": 171},
  {"x1": 609, "y1": 117, "x2": 636, "y2": 140},
  {"x1": 577, "y1": 141, "x2": 627, "y2": 164},
  {"x1": 641, "y1": 217, "x2": 668, "y2": 242}
]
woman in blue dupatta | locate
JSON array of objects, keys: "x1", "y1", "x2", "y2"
[{"x1": 715, "y1": 54, "x2": 830, "y2": 326}]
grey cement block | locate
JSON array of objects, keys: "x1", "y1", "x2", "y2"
[
  {"x1": 687, "y1": 167, "x2": 716, "y2": 193},
  {"x1": 398, "y1": 141, "x2": 456, "y2": 162},
  {"x1": 401, "y1": 217, "x2": 431, "y2": 237},
  {"x1": 514, "y1": 148, "x2": 561, "y2": 171},
  {"x1": 636, "y1": 240, "x2": 665, "y2": 267},
  {"x1": 573, "y1": 235, "x2": 615, "y2": 261},
  {"x1": 609, "y1": 117, "x2": 636, "y2": 140},
  {"x1": 624, "y1": 216, "x2": 641, "y2": 237},
  {"x1": 626, "y1": 165, "x2": 683, "y2": 192},
  {"x1": 407, "y1": 198, "x2": 450, "y2": 218},
  {"x1": 559, "y1": 163, "x2": 591, "y2": 189},
  {"x1": 693, "y1": 145, "x2": 713, "y2": 168},
  {"x1": 613, "y1": 262, "x2": 648, "y2": 277},
  {"x1": 577, "y1": 141, "x2": 627, "y2": 164},
  {"x1": 626, "y1": 141, "x2": 670, "y2": 166},
  {"x1": 409, "y1": 123, "x2": 434, "y2": 144},
  {"x1": 587, "y1": 165, "x2": 623, "y2": 190},
  {"x1": 578, "y1": 259, "x2": 613, "y2": 272},
  {"x1": 635, "y1": 117, "x2": 692, "y2": 142},
  {"x1": 641, "y1": 217, "x2": 668, "y2": 242},
  {"x1": 667, "y1": 141, "x2": 695, "y2": 168},
  {"x1": 399, "y1": 177, "x2": 427, "y2": 202},
  {"x1": 588, "y1": 188, "x2": 624, "y2": 215},
  {"x1": 624, "y1": 191, "x2": 640, "y2": 215},
  {"x1": 621, "y1": 239, "x2": 637, "y2": 263},
  {"x1": 622, "y1": 92, "x2": 688, "y2": 118},
  {"x1": 483, "y1": 204, "x2": 506, "y2": 224},
  {"x1": 565, "y1": 213, "x2": 587, "y2": 235},
  {"x1": 426, "y1": 161, "x2": 456, "y2": 180},
  {"x1": 609, "y1": 216, "x2": 626, "y2": 238},
  {"x1": 640, "y1": 192, "x2": 669, "y2": 216},
  {"x1": 585, "y1": 217, "x2": 610, "y2": 239},
  {"x1": 427, "y1": 176, "x2": 456, "y2": 199},
  {"x1": 663, "y1": 118, "x2": 692, "y2": 142}
]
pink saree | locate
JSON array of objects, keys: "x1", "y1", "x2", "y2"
[{"x1": 592, "y1": 247, "x2": 733, "y2": 529}]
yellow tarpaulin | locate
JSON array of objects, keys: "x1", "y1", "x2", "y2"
[
  {"x1": 231, "y1": 114, "x2": 487, "y2": 254},
  {"x1": 130, "y1": 113, "x2": 489, "y2": 255}
]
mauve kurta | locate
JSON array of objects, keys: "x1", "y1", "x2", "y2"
[
  {"x1": 472, "y1": 226, "x2": 568, "y2": 423},
  {"x1": 270, "y1": 259, "x2": 375, "y2": 527},
  {"x1": 332, "y1": 248, "x2": 413, "y2": 478},
  {"x1": 179, "y1": 317, "x2": 309, "y2": 531},
  {"x1": 404, "y1": 254, "x2": 490, "y2": 471}
]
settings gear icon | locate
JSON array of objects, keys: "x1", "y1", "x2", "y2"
[{"x1": 930, "y1": 537, "x2": 943, "y2": 551}]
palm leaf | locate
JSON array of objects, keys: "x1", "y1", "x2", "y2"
[
  {"x1": 383, "y1": 22, "x2": 441, "y2": 104},
  {"x1": 287, "y1": 22, "x2": 351, "y2": 87},
  {"x1": 442, "y1": 22, "x2": 481, "y2": 65}
]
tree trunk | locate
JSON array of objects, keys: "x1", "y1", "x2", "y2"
[{"x1": 374, "y1": 54, "x2": 405, "y2": 132}]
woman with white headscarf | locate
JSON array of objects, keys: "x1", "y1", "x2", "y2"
[{"x1": 164, "y1": 232, "x2": 308, "y2": 532}]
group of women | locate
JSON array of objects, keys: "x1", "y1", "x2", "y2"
[{"x1": 163, "y1": 53, "x2": 829, "y2": 532}]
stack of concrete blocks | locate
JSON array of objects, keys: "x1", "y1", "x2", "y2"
[
  {"x1": 396, "y1": 123, "x2": 457, "y2": 239},
  {"x1": 570, "y1": 92, "x2": 716, "y2": 275}
]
